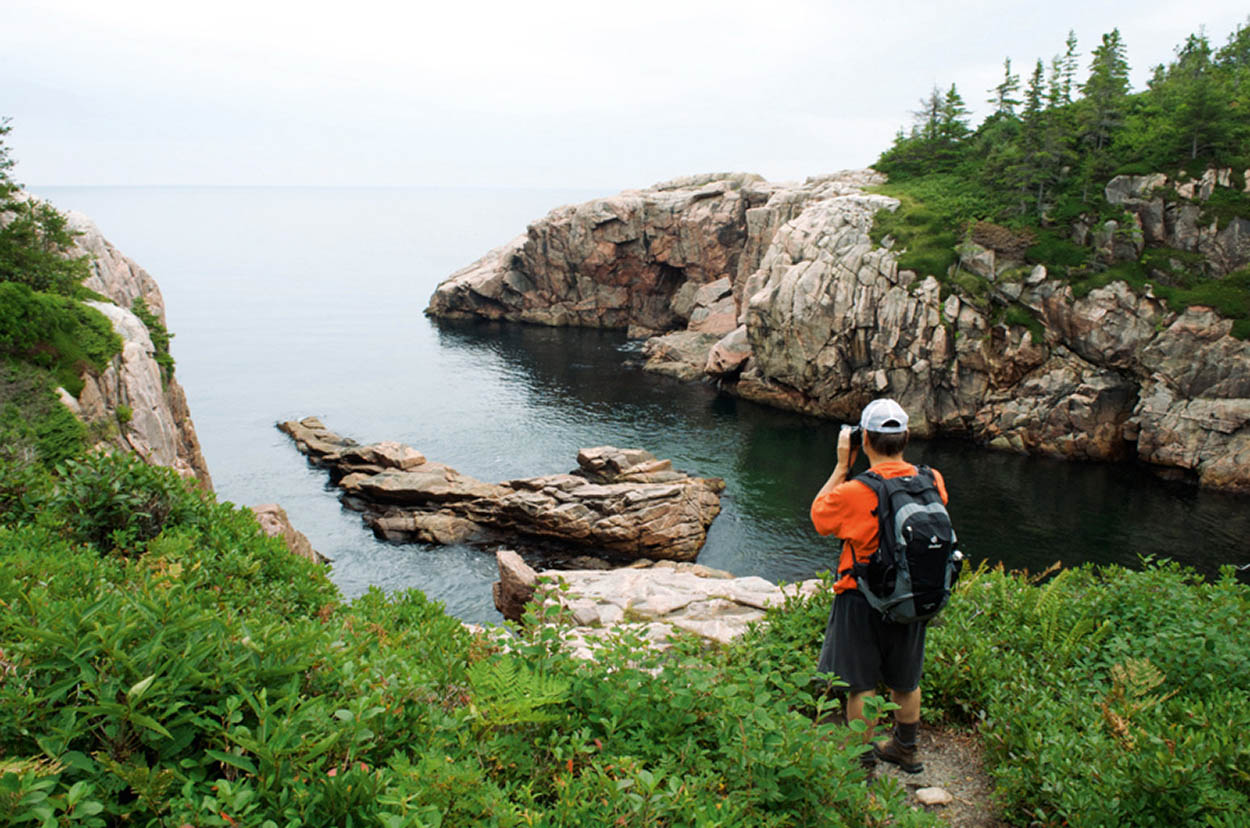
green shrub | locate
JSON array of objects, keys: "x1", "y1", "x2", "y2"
[
  {"x1": 130, "y1": 297, "x2": 174, "y2": 385},
  {"x1": 49, "y1": 451, "x2": 194, "y2": 552},
  {"x1": 0, "y1": 360, "x2": 88, "y2": 467},
  {"x1": 1003, "y1": 304, "x2": 1046, "y2": 343},
  {"x1": 0, "y1": 282, "x2": 120, "y2": 397},
  {"x1": 1200, "y1": 186, "x2": 1250, "y2": 231},
  {"x1": 5, "y1": 438, "x2": 1247, "y2": 825},
  {"x1": 918, "y1": 560, "x2": 1250, "y2": 827},
  {"x1": 1025, "y1": 229, "x2": 1092, "y2": 271}
]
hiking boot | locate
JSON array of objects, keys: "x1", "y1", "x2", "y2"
[{"x1": 872, "y1": 737, "x2": 923, "y2": 773}]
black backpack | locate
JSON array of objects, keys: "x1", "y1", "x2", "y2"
[{"x1": 848, "y1": 466, "x2": 962, "y2": 624}]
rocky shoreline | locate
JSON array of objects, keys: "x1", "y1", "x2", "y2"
[{"x1": 427, "y1": 170, "x2": 1250, "y2": 492}]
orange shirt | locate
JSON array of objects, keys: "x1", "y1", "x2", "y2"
[{"x1": 810, "y1": 460, "x2": 949, "y2": 594}]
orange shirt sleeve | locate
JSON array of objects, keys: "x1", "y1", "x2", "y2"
[
  {"x1": 932, "y1": 467, "x2": 949, "y2": 505},
  {"x1": 811, "y1": 479, "x2": 880, "y2": 591},
  {"x1": 811, "y1": 479, "x2": 872, "y2": 537}
]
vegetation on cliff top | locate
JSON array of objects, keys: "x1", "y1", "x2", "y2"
[
  {"x1": 870, "y1": 21, "x2": 1250, "y2": 338},
  {"x1": 0, "y1": 119, "x2": 122, "y2": 466},
  {"x1": 3, "y1": 450, "x2": 1247, "y2": 826}
]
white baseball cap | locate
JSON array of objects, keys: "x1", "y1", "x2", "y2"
[{"x1": 859, "y1": 398, "x2": 909, "y2": 433}]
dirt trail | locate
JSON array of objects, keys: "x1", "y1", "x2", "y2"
[{"x1": 872, "y1": 725, "x2": 1006, "y2": 827}]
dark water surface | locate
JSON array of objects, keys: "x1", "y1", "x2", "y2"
[{"x1": 36, "y1": 186, "x2": 1250, "y2": 623}]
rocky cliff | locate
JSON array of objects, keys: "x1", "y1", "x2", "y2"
[
  {"x1": 427, "y1": 170, "x2": 1250, "y2": 492},
  {"x1": 60, "y1": 208, "x2": 212, "y2": 486}
]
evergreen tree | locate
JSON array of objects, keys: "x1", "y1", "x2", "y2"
[
  {"x1": 1022, "y1": 60, "x2": 1046, "y2": 127},
  {"x1": 1216, "y1": 17, "x2": 1250, "y2": 77},
  {"x1": 989, "y1": 58, "x2": 1022, "y2": 116},
  {"x1": 1020, "y1": 60, "x2": 1047, "y2": 212},
  {"x1": 0, "y1": 118, "x2": 15, "y2": 198},
  {"x1": 0, "y1": 119, "x2": 91, "y2": 295},
  {"x1": 914, "y1": 86, "x2": 944, "y2": 141},
  {"x1": 939, "y1": 83, "x2": 972, "y2": 142},
  {"x1": 1078, "y1": 29, "x2": 1131, "y2": 198},
  {"x1": 1060, "y1": 30, "x2": 1080, "y2": 105},
  {"x1": 1170, "y1": 33, "x2": 1223, "y2": 160},
  {"x1": 1080, "y1": 29, "x2": 1131, "y2": 152}
]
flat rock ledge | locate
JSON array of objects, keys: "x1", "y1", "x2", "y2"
[
  {"x1": 493, "y1": 549, "x2": 823, "y2": 656},
  {"x1": 277, "y1": 417, "x2": 724, "y2": 562}
]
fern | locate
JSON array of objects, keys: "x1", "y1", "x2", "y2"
[
  {"x1": 1101, "y1": 658, "x2": 1180, "y2": 748},
  {"x1": 467, "y1": 656, "x2": 569, "y2": 730},
  {"x1": 1033, "y1": 569, "x2": 1069, "y2": 647}
]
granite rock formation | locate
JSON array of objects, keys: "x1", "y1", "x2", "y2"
[
  {"x1": 491, "y1": 549, "x2": 824, "y2": 655},
  {"x1": 60, "y1": 206, "x2": 212, "y2": 486},
  {"x1": 427, "y1": 170, "x2": 1250, "y2": 492},
  {"x1": 278, "y1": 418, "x2": 724, "y2": 561},
  {"x1": 250, "y1": 503, "x2": 330, "y2": 565}
]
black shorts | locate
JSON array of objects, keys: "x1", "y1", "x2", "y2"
[{"x1": 816, "y1": 589, "x2": 927, "y2": 693}]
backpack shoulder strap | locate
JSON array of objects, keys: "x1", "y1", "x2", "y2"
[
  {"x1": 852, "y1": 469, "x2": 887, "y2": 504},
  {"x1": 844, "y1": 470, "x2": 891, "y2": 580}
]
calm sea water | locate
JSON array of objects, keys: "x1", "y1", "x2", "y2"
[{"x1": 35, "y1": 186, "x2": 1250, "y2": 623}]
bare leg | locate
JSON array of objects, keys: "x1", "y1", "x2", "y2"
[
  {"x1": 890, "y1": 687, "x2": 921, "y2": 725},
  {"x1": 847, "y1": 689, "x2": 877, "y2": 741}
]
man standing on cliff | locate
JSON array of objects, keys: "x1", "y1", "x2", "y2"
[{"x1": 809, "y1": 398, "x2": 948, "y2": 774}]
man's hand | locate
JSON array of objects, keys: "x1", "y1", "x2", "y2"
[
  {"x1": 812, "y1": 424, "x2": 859, "y2": 509},
  {"x1": 837, "y1": 425, "x2": 859, "y2": 470}
]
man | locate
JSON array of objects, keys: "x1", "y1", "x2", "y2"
[{"x1": 809, "y1": 398, "x2": 948, "y2": 774}]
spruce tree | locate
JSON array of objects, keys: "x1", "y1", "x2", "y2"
[
  {"x1": 939, "y1": 84, "x2": 971, "y2": 142},
  {"x1": 1061, "y1": 30, "x2": 1080, "y2": 105},
  {"x1": 1078, "y1": 29, "x2": 1131, "y2": 198},
  {"x1": 989, "y1": 58, "x2": 1022, "y2": 116}
]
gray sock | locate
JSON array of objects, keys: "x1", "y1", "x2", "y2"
[{"x1": 894, "y1": 721, "x2": 918, "y2": 748}]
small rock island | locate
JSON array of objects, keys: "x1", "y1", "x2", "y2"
[{"x1": 278, "y1": 417, "x2": 724, "y2": 562}]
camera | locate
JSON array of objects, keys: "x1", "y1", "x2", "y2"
[{"x1": 843, "y1": 424, "x2": 862, "y2": 449}]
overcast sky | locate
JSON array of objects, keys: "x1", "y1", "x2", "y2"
[{"x1": 4, "y1": 0, "x2": 1247, "y2": 190}]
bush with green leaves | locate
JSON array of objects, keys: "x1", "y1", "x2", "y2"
[
  {"x1": 0, "y1": 198, "x2": 92, "y2": 296},
  {"x1": 1, "y1": 118, "x2": 92, "y2": 298},
  {"x1": 925, "y1": 560, "x2": 1248, "y2": 826},
  {"x1": 0, "y1": 361, "x2": 90, "y2": 469},
  {"x1": 0, "y1": 282, "x2": 120, "y2": 398},
  {"x1": 48, "y1": 450, "x2": 198, "y2": 552},
  {"x1": 4, "y1": 444, "x2": 1247, "y2": 826},
  {"x1": 1, "y1": 449, "x2": 945, "y2": 827}
]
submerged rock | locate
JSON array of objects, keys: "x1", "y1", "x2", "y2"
[{"x1": 278, "y1": 418, "x2": 724, "y2": 561}]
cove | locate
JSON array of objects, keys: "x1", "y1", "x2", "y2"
[{"x1": 33, "y1": 185, "x2": 1250, "y2": 624}]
